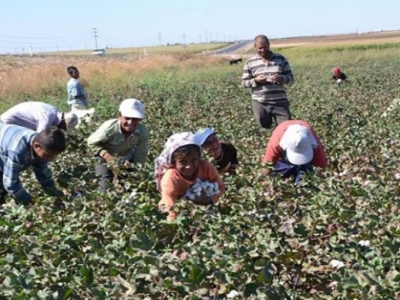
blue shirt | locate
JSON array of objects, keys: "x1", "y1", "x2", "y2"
[
  {"x1": 67, "y1": 78, "x2": 88, "y2": 107},
  {"x1": 0, "y1": 124, "x2": 55, "y2": 204}
]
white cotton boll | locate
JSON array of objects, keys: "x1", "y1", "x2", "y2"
[
  {"x1": 363, "y1": 180, "x2": 371, "y2": 187},
  {"x1": 359, "y1": 240, "x2": 370, "y2": 247},
  {"x1": 227, "y1": 290, "x2": 240, "y2": 299},
  {"x1": 395, "y1": 173, "x2": 400, "y2": 180},
  {"x1": 330, "y1": 259, "x2": 345, "y2": 269},
  {"x1": 328, "y1": 281, "x2": 338, "y2": 288}
]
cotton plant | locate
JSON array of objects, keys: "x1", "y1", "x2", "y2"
[
  {"x1": 184, "y1": 178, "x2": 220, "y2": 201},
  {"x1": 382, "y1": 98, "x2": 400, "y2": 117}
]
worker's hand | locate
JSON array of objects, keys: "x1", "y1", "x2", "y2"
[
  {"x1": 254, "y1": 74, "x2": 268, "y2": 83},
  {"x1": 271, "y1": 74, "x2": 283, "y2": 84},
  {"x1": 261, "y1": 168, "x2": 272, "y2": 177},
  {"x1": 192, "y1": 192, "x2": 213, "y2": 206},
  {"x1": 102, "y1": 152, "x2": 115, "y2": 164}
]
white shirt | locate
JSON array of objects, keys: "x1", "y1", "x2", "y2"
[{"x1": 0, "y1": 101, "x2": 62, "y2": 132}]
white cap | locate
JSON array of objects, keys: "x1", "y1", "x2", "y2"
[
  {"x1": 279, "y1": 124, "x2": 318, "y2": 165},
  {"x1": 194, "y1": 127, "x2": 216, "y2": 145},
  {"x1": 119, "y1": 99, "x2": 145, "y2": 119},
  {"x1": 64, "y1": 112, "x2": 79, "y2": 134}
]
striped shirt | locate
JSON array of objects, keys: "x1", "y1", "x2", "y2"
[
  {"x1": 0, "y1": 101, "x2": 62, "y2": 132},
  {"x1": 241, "y1": 53, "x2": 293, "y2": 105},
  {"x1": 0, "y1": 124, "x2": 55, "y2": 204},
  {"x1": 87, "y1": 119, "x2": 149, "y2": 165}
]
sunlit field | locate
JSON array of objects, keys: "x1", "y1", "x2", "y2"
[
  {"x1": 41, "y1": 42, "x2": 230, "y2": 56},
  {"x1": 0, "y1": 40, "x2": 400, "y2": 299}
]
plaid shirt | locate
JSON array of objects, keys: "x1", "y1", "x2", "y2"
[{"x1": 0, "y1": 124, "x2": 55, "y2": 204}]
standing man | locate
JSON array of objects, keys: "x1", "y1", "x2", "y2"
[
  {"x1": 242, "y1": 35, "x2": 294, "y2": 129},
  {"x1": 0, "y1": 101, "x2": 78, "y2": 134},
  {"x1": 67, "y1": 66, "x2": 88, "y2": 109}
]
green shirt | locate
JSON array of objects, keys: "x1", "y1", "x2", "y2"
[{"x1": 87, "y1": 119, "x2": 149, "y2": 165}]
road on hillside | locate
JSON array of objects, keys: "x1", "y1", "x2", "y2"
[{"x1": 212, "y1": 40, "x2": 252, "y2": 55}]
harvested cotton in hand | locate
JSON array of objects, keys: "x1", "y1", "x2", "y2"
[{"x1": 184, "y1": 178, "x2": 220, "y2": 200}]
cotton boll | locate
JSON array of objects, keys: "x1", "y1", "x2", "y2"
[
  {"x1": 358, "y1": 240, "x2": 370, "y2": 247},
  {"x1": 227, "y1": 290, "x2": 239, "y2": 298},
  {"x1": 330, "y1": 259, "x2": 345, "y2": 269}
]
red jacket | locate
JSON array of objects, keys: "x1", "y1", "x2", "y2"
[{"x1": 262, "y1": 120, "x2": 328, "y2": 168}]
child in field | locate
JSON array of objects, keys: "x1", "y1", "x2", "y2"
[
  {"x1": 194, "y1": 127, "x2": 239, "y2": 175},
  {"x1": 87, "y1": 99, "x2": 149, "y2": 192},
  {"x1": 332, "y1": 67, "x2": 347, "y2": 83},
  {"x1": 155, "y1": 132, "x2": 225, "y2": 221},
  {"x1": 67, "y1": 66, "x2": 89, "y2": 109}
]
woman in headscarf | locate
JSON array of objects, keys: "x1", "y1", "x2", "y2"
[{"x1": 154, "y1": 132, "x2": 225, "y2": 221}]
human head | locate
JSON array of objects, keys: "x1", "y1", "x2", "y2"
[
  {"x1": 172, "y1": 144, "x2": 201, "y2": 179},
  {"x1": 195, "y1": 127, "x2": 222, "y2": 158},
  {"x1": 67, "y1": 66, "x2": 79, "y2": 79},
  {"x1": 58, "y1": 112, "x2": 79, "y2": 134},
  {"x1": 254, "y1": 35, "x2": 270, "y2": 59},
  {"x1": 332, "y1": 67, "x2": 341, "y2": 75},
  {"x1": 118, "y1": 99, "x2": 145, "y2": 133},
  {"x1": 154, "y1": 132, "x2": 201, "y2": 186},
  {"x1": 279, "y1": 124, "x2": 318, "y2": 165},
  {"x1": 33, "y1": 127, "x2": 67, "y2": 162}
]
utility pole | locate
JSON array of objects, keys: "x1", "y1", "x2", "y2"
[
  {"x1": 199, "y1": 34, "x2": 202, "y2": 43},
  {"x1": 183, "y1": 33, "x2": 186, "y2": 45},
  {"x1": 92, "y1": 28, "x2": 99, "y2": 49},
  {"x1": 158, "y1": 32, "x2": 162, "y2": 47},
  {"x1": 205, "y1": 31, "x2": 208, "y2": 43}
]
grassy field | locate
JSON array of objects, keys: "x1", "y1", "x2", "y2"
[
  {"x1": 1, "y1": 41, "x2": 400, "y2": 299},
  {"x1": 41, "y1": 43, "x2": 230, "y2": 56}
]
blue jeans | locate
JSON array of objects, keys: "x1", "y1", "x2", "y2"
[{"x1": 272, "y1": 161, "x2": 313, "y2": 184}]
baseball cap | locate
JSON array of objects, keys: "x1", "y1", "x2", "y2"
[
  {"x1": 279, "y1": 124, "x2": 318, "y2": 165},
  {"x1": 332, "y1": 67, "x2": 341, "y2": 74},
  {"x1": 194, "y1": 127, "x2": 216, "y2": 145},
  {"x1": 119, "y1": 99, "x2": 145, "y2": 119},
  {"x1": 64, "y1": 112, "x2": 79, "y2": 134}
]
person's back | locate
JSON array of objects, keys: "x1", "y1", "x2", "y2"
[
  {"x1": 0, "y1": 124, "x2": 36, "y2": 168},
  {"x1": 0, "y1": 101, "x2": 61, "y2": 132}
]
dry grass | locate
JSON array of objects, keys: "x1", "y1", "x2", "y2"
[
  {"x1": 0, "y1": 53, "x2": 226, "y2": 106},
  {"x1": 43, "y1": 43, "x2": 229, "y2": 56}
]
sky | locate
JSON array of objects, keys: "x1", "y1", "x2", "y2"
[{"x1": 1, "y1": 0, "x2": 400, "y2": 54}]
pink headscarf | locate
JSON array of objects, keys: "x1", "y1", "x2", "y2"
[
  {"x1": 154, "y1": 132, "x2": 201, "y2": 191},
  {"x1": 332, "y1": 67, "x2": 341, "y2": 74}
]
